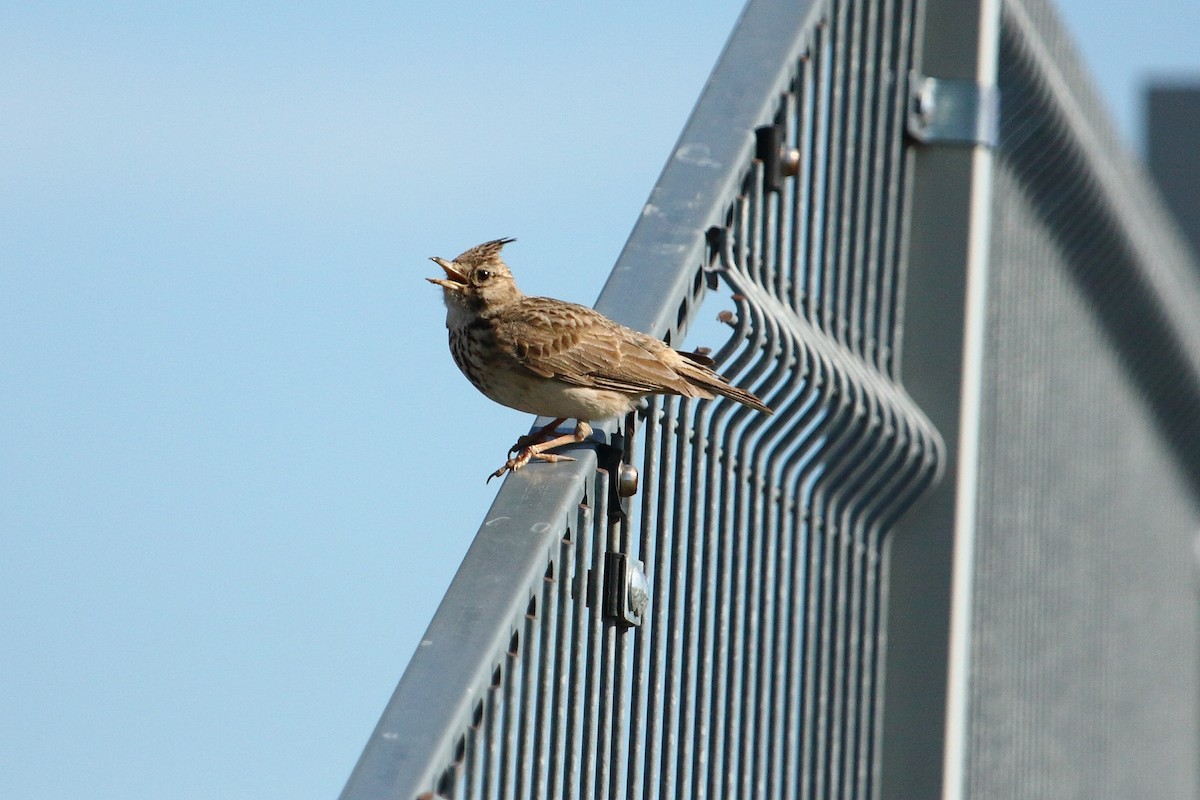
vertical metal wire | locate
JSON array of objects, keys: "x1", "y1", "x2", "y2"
[
  {"x1": 748, "y1": 166, "x2": 778, "y2": 800},
  {"x1": 483, "y1": 666, "x2": 502, "y2": 800},
  {"x1": 673, "y1": 396, "x2": 703, "y2": 800},
  {"x1": 707, "y1": 410, "x2": 737, "y2": 800},
  {"x1": 763, "y1": 167, "x2": 797, "y2": 800},
  {"x1": 579, "y1": 496, "x2": 603, "y2": 800},
  {"x1": 724, "y1": 199, "x2": 756, "y2": 800},
  {"x1": 465, "y1": 700, "x2": 484, "y2": 800},
  {"x1": 594, "y1": 470, "x2": 616, "y2": 800},
  {"x1": 800, "y1": 389, "x2": 837, "y2": 800},
  {"x1": 531, "y1": 561, "x2": 557, "y2": 800},
  {"x1": 821, "y1": 0, "x2": 849, "y2": 341},
  {"x1": 548, "y1": 533, "x2": 575, "y2": 800},
  {"x1": 835, "y1": 0, "x2": 864, "y2": 353},
  {"x1": 861, "y1": 8, "x2": 885, "y2": 365},
  {"x1": 626, "y1": 398, "x2": 661, "y2": 800},
  {"x1": 808, "y1": 22, "x2": 832, "y2": 326},
  {"x1": 515, "y1": 597, "x2": 538, "y2": 800},
  {"x1": 644, "y1": 399, "x2": 676, "y2": 799},
  {"x1": 564, "y1": 500, "x2": 593, "y2": 800},
  {"x1": 687, "y1": 398, "x2": 716, "y2": 800},
  {"x1": 792, "y1": 51, "x2": 816, "y2": 320},
  {"x1": 499, "y1": 633, "x2": 519, "y2": 800},
  {"x1": 607, "y1": 421, "x2": 636, "y2": 800}
]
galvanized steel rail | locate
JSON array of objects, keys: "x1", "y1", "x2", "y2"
[{"x1": 341, "y1": 0, "x2": 947, "y2": 797}]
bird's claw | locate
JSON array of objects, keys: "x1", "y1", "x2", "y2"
[
  {"x1": 486, "y1": 448, "x2": 577, "y2": 483},
  {"x1": 487, "y1": 421, "x2": 589, "y2": 482}
]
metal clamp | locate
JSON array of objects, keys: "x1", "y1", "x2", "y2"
[
  {"x1": 907, "y1": 72, "x2": 999, "y2": 148},
  {"x1": 603, "y1": 553, "x2": 650, "y2": 626}
]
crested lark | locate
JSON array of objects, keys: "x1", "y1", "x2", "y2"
[{"x1": 428, "y1": 238, "x2": 771, "y2": 480}]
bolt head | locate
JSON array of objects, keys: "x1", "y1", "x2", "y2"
[{"x1": 618, "y1": 464, "x2": 639, "y2": 497}]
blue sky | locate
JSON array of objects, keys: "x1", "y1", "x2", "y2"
[{"x1": 2, "y1": 3, "x2": 1197, "y2": 799}]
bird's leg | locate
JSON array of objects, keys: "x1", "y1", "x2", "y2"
[
  {"x1": 522, "y1": 420, "x2": 591, "y2": 462},
  {"x1": 509, "y1": 417, "x2": 568, "y2": 455},
  {"x1": 489, "y1": 421, "x2": 593, "y2": 482}
]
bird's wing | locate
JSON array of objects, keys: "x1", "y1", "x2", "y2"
[{"x1": 492, "y1": 297, "x2": 708, "y2": 397}]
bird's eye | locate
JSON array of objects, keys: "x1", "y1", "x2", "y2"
[{"x1": 476, "y1": 269, "x2": 492, "y2": 283}]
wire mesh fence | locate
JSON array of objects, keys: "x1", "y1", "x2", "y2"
[
  {"x1": 340, "y1": 2, "x2": 946, "y2": 798},
  {"x1": 340, "y1": 0, "x2": 1200, "y2": 797}
]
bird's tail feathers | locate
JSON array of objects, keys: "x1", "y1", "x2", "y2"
[{"x1": 674, "y1": 355, "x2": 772, "y2": 414}]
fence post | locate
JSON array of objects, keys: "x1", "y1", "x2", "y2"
[{"x1": 878, "y1": 1, "x2": 999, "y2": 799}]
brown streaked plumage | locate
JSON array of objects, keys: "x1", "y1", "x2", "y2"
[{"x1": 428, "y1": 238, "x2": 771, "y2": 480}]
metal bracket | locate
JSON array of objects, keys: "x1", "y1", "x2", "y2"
[
  {"x1": 702, "y1": 226, "x2": 728, "y2": 290},
  {"x1": 597, "y1": 435, "x2": 629, "y2": 525},
  {"x1": 755, "y1": 124, "x2": 783, "y2": 193},
  {"x1": 603, "y1": 552, "x2": 649, "y2": 626},
  {"x1": 755, "y1": 124, "x2": 803, "y2": 194},
  {"x1": 907, "y1": 72, "x2": 999, "y2": 148}
]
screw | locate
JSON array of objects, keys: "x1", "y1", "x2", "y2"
[
  {"x1": 625, "y1": 560, "x2": 650, "y2": 619},
  {"x1": 781, "y1": 147, "x2": 801, "y2": 176},
  {"x1": 618, "y1": 464, "x2": 639, "y2": 497}
]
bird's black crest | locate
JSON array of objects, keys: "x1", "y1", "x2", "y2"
[{"x1": 454, "y1": 237, "x2": 516, "y2": 266}]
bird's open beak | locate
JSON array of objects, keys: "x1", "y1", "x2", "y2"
[{"x1": 426, "y1": 257, "x2": 469, "y2": 291}]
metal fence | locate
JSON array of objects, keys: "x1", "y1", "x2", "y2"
[
  {"x1": 956, "y1": 2, "x2": 1200, "y2": 797},
  {"x1": 341, "y1": 0, "x2": 1200, "y2": 798}
]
